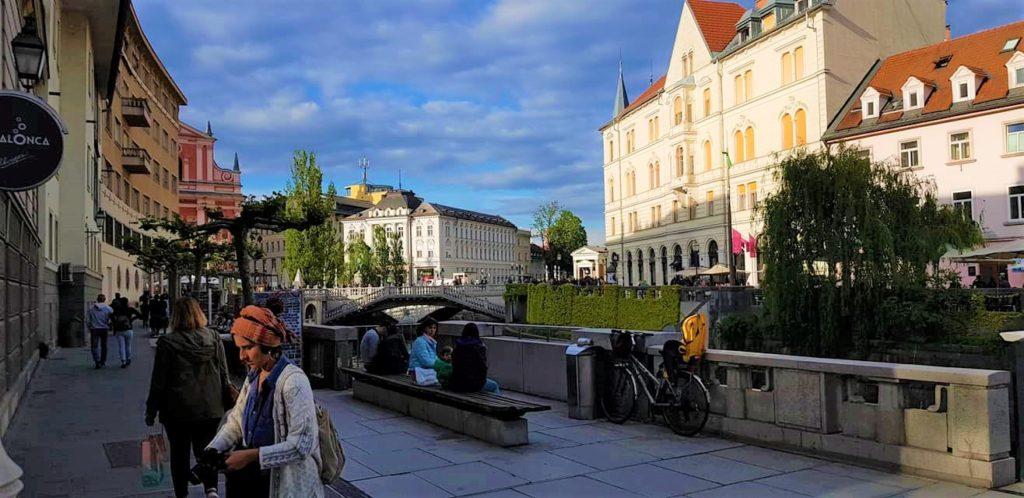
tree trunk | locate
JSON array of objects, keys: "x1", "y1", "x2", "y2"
[
  {"x1": 234, "y1": 229, "x2": 253, "y2": 306},
  {"x1": 168, "y1": 267, "x2": 180, "y2": 302},
  {"x1": 193, "y1": 252, "x2": 203, "y2": 297}
]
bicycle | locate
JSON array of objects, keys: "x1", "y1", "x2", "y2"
[{"x1": 600, "y1": 302, "x2": 712, "y2": 436}]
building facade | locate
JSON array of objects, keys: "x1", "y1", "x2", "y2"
[
  {"x1": 602, "y1": 0, "x2": 947, "y2": 286},
  {"x1": 341, "y1": 190, "x2": 520, "y2": 284},
  {"x1": 177, "y1": 121, "x2": 243, "y2": 238},
  {"x1": 98, "y1": 3, "x2": 186, "y2": 299},
  {"x1": 825, "y1": 21, "x2": 1024, "y2": 286}
]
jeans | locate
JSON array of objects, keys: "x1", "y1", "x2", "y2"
[
  {"x1": 164, "y1": 419, "x2": 221, "y2": 498},
  {"x1": 115, "y1": 329, "x2": 133, "y2": 362},
  {"x1": 483, "y1": 378, "x2": 500, "y2": 394},
  {"x1": 89, "y1": 329, "x2": 108, "y2": 364}
]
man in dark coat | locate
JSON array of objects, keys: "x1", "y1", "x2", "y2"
[{"x1": 367, "y1": 324, "x2": 409, "y2": 375}]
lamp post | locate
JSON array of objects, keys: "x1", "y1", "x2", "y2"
[
  {"x1": 721, "y1": 151, "x2": 737, "y2": 286},
  {"x1": 12, "y1": 17, "x2": 45, "y2": 89}
]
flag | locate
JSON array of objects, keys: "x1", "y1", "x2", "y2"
[
  {"x1": 731, "y1": 229, "x2": 745, "y2": 255},
  {"x1": 748, "y1": 234, "x2": 758, "y2": 258}
]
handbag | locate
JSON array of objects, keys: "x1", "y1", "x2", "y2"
[
  {"x1": 141, "y1": 431, "x2": 170, "y2": 488},
  {"x1": 414, "y1": 367, "x2": 439, "y2": 386},
  {"x1": 214, "y1": 328, "x2": 240, "y2": 410}
]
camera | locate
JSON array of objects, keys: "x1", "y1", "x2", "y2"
[{"x1": 189, "y1": 448, "x2": 227, "y2": 485}]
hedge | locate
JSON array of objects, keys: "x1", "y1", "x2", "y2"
[{"x1": 515, "y1": 284, "x2": 681, "y2": 330}]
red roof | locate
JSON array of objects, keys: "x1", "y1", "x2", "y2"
[
  {"x1": 619, "y1": 75, "x2": 667, "y2": 118},
  {"x1": 688, "y1": 0, "x2": 746, "y2": 53},
  {"x1": 835, "y1": 20, "x2": 1024, "y2": 133}
]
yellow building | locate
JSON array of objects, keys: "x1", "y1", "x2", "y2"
[{"x1": 98, "y1": 3, "x2": 187, "y2": 299}]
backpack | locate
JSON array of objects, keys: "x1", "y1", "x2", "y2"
[
  {"x1": 315, "y1": 402, "x2": 345, "y2": 484},
  {"x1": 112, "y1": 312, "x2": 132, "y2": 331}
]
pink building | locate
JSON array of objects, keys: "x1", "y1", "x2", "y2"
[
  {"x1": 178, "y1": 122, "x2": 244, "y2": 238},
  {"x1": 826, "y1": 21, "x2": 1024, "y2": 286}
]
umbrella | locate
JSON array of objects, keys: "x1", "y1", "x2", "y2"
[
  {"x1": 703, "y1": 264, "x2": 731, "y2": 276},
  {"x1": 292, "y1": 268, "x2": 304, "y2": 289},
  {"x1": 674, "y1": 267, "x2": 704, "y2": 277},
  {"x1": 943, "y1": 239, "x2": 1024, "y2": 264}
]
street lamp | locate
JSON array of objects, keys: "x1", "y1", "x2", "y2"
[{"x1": 12, "y1": 17, "x2": 45, "y2": 88}]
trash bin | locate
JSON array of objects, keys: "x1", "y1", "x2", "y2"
[{"x1": 566, "y1": 338, "x2": 601, "y2": 420}]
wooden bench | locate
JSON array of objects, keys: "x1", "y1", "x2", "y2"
[{"x1": 340, "y1": 367, "x2": 550, "y2": 446}]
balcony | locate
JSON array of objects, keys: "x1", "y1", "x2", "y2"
[
  {"x1": 122, "y1": 97, "x2": 151, "y2": 127},
  {"x1": 121, "y1": 146, "x2": 152, "y2": 175}
]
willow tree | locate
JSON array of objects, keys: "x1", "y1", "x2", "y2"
[
  {"x1": 759, "y1": 148, "x2": 982, "y2": 357},
  {"x1": 283, "y1": 150, "x2": 345, "y2": 288}
]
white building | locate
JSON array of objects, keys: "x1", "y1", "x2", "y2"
[
  {"x1": 602, "y1": 0, "x2": 947, "y2": 286},
  {"x1": 825, "y1": 21, "x2": 1024, "y2": 287},
  {"x1": 341, "y1": 191, "x2": 523, "y2": 284},
  {"x1": 572, "y1": 246, "x2": 608, "y2": 281}
]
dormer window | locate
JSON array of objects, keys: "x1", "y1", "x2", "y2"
[
  {"x1": 866, "y1": 101, "x2": 875, "y2": 116},
  {"x1": 900, "y1": 76, "x2": 933, "y2": 111},
  {"x1": 1006, "y1": 52, "x2": 1024, "y2": 89},
  {"x1": 950, "y1": 66, "x2": 986, "y2": 103},
  {"x1": 859, "y1": 87, "x2": 888, "y2": 119}
]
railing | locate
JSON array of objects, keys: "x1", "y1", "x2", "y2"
[
  {"x1": 321, "y1": 285, "x2": 506, "y2": 322},
  {"x1": 122, "y1": 97, "x2": 148, "y2": 110}
]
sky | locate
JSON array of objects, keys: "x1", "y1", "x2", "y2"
[{"x1": 134, "y1": 0, "x2": 1021, "y2": 245}]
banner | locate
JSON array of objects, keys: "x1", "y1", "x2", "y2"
[
  {"x1": 0, "y1": 91, "x2": 67, "y2": 191},
  {"x1": 254, "y1": 290, "x2": 304, "y2": 365}
]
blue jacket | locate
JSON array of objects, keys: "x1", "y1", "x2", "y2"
[
  {"x1": 87, "y1": 303, "x2": 113, "y2": 330},
  {"x1": 408, "y1": 335, "x2": 437, "y2": 371}
]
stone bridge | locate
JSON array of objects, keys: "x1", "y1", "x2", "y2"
[{"x1": 303, "y1": 285, "x2": 506, "y2": 324}]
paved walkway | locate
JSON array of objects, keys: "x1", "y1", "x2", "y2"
[{"x1": 4, "y1": 327, "x2": 1023, "y2": 497}]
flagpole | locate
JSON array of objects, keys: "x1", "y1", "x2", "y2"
[{"x1": 722, "y1": 151, "x2": 737, "y2": 286}]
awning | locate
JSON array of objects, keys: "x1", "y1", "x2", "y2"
[
  {"x1": 703, "y1": 264, "x2": 731, "y2": 276},
  {"x1": 943, "y1": 239, "x2": 1024, "y2": 263}
]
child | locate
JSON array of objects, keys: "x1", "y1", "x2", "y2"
[{"x1": 434, "y1": 346, "x2": 453, "y2": 386}]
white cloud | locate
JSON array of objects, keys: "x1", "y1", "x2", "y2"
[{"x1": 194, "y1": 43, "x2": 271, "y2": 67}]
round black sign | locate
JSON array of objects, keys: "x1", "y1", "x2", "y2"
[{"x1": 0, "y1": 91, "x2": 67, "y2": 191}]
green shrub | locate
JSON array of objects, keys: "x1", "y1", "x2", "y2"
[
  {"x1": 520, "y1": 284, "x2": 680, "y2": 330},
  {"x1": 716, "y1": 313, "x2": 762, "y2": 350}
]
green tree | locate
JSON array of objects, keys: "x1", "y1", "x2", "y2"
[
  {"x1": 283, "y1": 150, "x2": 345, "y2": 288},
  {"x1": 532, "y1": 201, "x2": 562, "y2": 279},
  {"x1": 387, "y1": 231, "x2": 406, "y2": 285},
  {"x1": 346, "y1": 237, "x2": 375, "y2": 285},
  {"x1": 549, "y1": 210, "x2": 588, "y2": 276},
  {"x1": 371, "y1": 225, "x2": 392, "y2": 285},
  {"x1": 759, "y1": 148, "x2": 982, "y2": 357},
  {"x1": 122, "y1": 235, "x2": 188, "y2": 301}
]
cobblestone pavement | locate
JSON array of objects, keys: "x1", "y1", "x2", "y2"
[{"x1": 4, "y1": 327, "x2": 1022, "y2": 497}]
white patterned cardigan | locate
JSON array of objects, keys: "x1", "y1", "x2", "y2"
[{"x1": 208, "y1": 364, "x2": 324, "y2": 498}]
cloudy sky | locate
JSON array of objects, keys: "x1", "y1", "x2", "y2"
[{"x1": 135, "y1": 0, "x2": 1019, "y2": 244}]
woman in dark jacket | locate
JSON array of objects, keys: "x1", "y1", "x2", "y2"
[
  {"x1": 449, "y1": 323, "x2": 500, "y2": 393},
  {"x1": 367, "y1": 324, "x2": 410, "y2": 375},
  {"x1": 149, "y1": 294, "x2": 169, "y2": 337},
  {"x1": 145, "y1": 297, "x2": 233, "y2": 498}
]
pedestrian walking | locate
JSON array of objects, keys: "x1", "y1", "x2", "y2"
[
  {"x1": 140, "y1": 290, "x2": 152, "y2": 330},
  {"x1": 86, "y1": 294, "x2": 114, "y2": 369},
  {"x1": 111, "y1": 297, "x2": 141, "y2": 368},
  {"x1": 207, "y1": 305, "x2": 322, "y2": 498},
  {"x1": 146, "y1": 297, "x2": 234, "y2": 498},
  {"x1": 150, "y1": 294, "x2": 169, "y2": 337}
]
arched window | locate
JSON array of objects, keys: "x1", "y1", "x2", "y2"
[
  {"x1": 660, "y1": 246, "x2": 669, "y2": 286},
  {"x1": 673, "y1": 96, "x2": 683, "y2": 125},
  {"x1": 795, "y1": 108, "x2": 807, "y2": 146},
  {"x1": 781, "y1": 52, "x2": 793, "y2": 85},
  {"x1": 703, "y1": 88, "x2": 711, "y2": 117},
  {"x1": 676, "y1": 146, "x2": 684, "y2": 177},
  {"x1": 744, "y1": 70, "x2": 754, "y2": 100},
  {"x1": 630, "y1": 170, "x2": 637, "y2": 196},
  {"x1": 626, "y1": 252, "x2": 633, "y2": 285},
  {"x1": 744, "y1": 127, "x2": 755, "y2": 161},
  {"x1": 607, "y1": 140, "x2": 614, "y2": 161},
  {"x1": 689, "y1": 241, "x2": 700, "y2": 268},
  {"x1": 708, "y1": 240, "x2": 720, "y2": 266},
  {"x1": 637, "y1": 250, "x2": 645, "y2": 283},
  {"x1": 654, "y1": 161, "x2": 660, "y2": 187},
  {"x1": 648, "y1": 163, "x2": 655, "y2": 190},
  {"x1": 734, "y1": 74, "x2": 744, "y2": 104},
  {"x1": 794, "y1": 46, "x2": 805, "y2": 79},
  {"x1": 608, "y1": 178, "x2": 615, "y2": 201},
  {"x1": 648, "y1": 248, "x2": 657, "y2": 285},
  {"x1": 733, "y1": 130, "x2": 745, "y2": 163},
  {"x1": 672, "y1": 244, "x2": 683, "y2": 270},
  {"x1": 703, "y1": 141, "x2": 713, "y2": 171},
  {"x1": 781, "y1": 113, "x2": 794, "y2": 149}
]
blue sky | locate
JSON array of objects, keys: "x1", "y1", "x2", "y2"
[{"x1": 135, "y1": 0, "x2": 1020, "y2": 244}]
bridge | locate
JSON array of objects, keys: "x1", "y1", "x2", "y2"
[{"x1": 303, "y1": 285, "x2": 507, "y2": 324}]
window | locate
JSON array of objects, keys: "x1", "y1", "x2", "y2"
[
  {"x1": 953, "y1": 191, "x2": 973, "y2": 220},
  {"x1": 935, "y1": 55, "x2": 952, "y2": 68},
  {"x1": 685, "y1": 102, "x2": 693, "y2": 124},
  {"x1": 794, "y1": 109, "x2": 807, "y2": 145},
  {"x1": 688, "y1": 199, "x2": 697, "y2": 220},
  {"x1": 706, "y1": 191, "x2": 715, "y2": 216},
  {"x1": 672, "y1": 200, "x2": 679, "y2": 222},
  {"x1": 649, "y1": 161, "x2": 659, "y2": 189},
  {"x1": 703, "y1": 88, "x2": 711, "y2": 117},
  {"x1": 747, "y1": 182, "x2": 758, "y2": 208},
  {"x1": 734, "y1": 130, "x2": 745, "y2": 163},
  {"x1": 738, "y1": 184, "x2": 747, "y2": 210},
  {"x1": 610, "y1": 217, "x2": 616, "y2": 236},
  {"x1": 1008, "y1": 123, "x2": 1024, "y2": 153},
  {"x1": 626, "y1": 130, "x2": 635, "y2": 153},
  {"x1": 781, "y1": 113, "x2": 794, "y2": 149},
  {"x1": 650, "y1": 206, "x2": 660, "y2": 227},
  {"x1": 781, "y1": 52, "x2": 793, "y2": 85},
  {"x1": 909, "y1": 92, "x2": 919, "y2": 108},
  {"x1": 1016, "y1": 67, "x2": 1024, "y2": 87},
  {"x1": 734, "y1": 74, "x2": 744, "y2": 104},
  {"x1": 1010, "y1": 186, "x2": 1024, "y2": 221},
  {"x1": 793, "y1": 46, "x2": 804, "y2": 79},
  {"x1": 950, "y1": 132, "x2": 971, "y2": 161},
  {"x1": 675, "y1": 146, "x2": 684, "y2": 177},
  {"x1": 1002, "y1": 38, "x2": 1020, "y2": 52},
  {"x1": 607, "y1": 140, "x2": 614, "y2": 161},
  {"x1": 866, "y1": 101, "x2": 875, "y2": 117},
  {"x1": 744, "y1": 127, "x2": 755, "y2": 160},
  {"x1": 959, "y1": 83, "x2": 969, "y2": 99},
  {"x1": 744, "y1": 70, "x2": 753, "y2": 101},
  {"x1": 674, "y1": 97, "x2": 683, "y2": 125},
  {"x1": 703, "y1": 141, "x2": 713, "y2": 171},
  {"x1": 900, "y1": 140, "x2": 920, "y2": 168},
  {"x1": 608, "y1": 178, "x2": 615, "y2": 201}
]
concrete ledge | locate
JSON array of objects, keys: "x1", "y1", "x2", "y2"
[
  {"x1": 350, "y1": 379, "x2": 531, "y2": 447},
  {"x1": 706, "y1": 414, "x2": 1015, "y2": 488}
]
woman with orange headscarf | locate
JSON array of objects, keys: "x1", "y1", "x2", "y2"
[{"x1": 206, "y1": 305, "x2": 322, "y2": 498}]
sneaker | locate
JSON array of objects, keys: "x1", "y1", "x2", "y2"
[
  {"x1": 126, "y1": 359, "x2": 132, "y2": 366},
  {"x1": 205, "y1": 488, "x2": 219, "y2": 498},
  {"x1": 94, "y1": 362, "x2": 101, "y2": 370},
  {"x1": 120, "y1": 361, "x2": 127, "y2": 369}
]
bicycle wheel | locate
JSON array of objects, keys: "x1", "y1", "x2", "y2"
[
  {"x1": 661, "y1": 371, "x2": 710, "y2": 436},
  {"x1": 601, "y1": 363, "x2": 638, "y2": 424}
]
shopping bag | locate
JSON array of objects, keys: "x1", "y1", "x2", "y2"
[
  {"x1": 140, "y1": 431, "x2": 170, "y2": 488},
  {"x1": 414, "y1": 367, "x2": 439, "y2": 386}
]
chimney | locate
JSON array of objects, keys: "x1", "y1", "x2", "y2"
[{"x1": 945, "y1": 25, "x2": 951, "y2": 42}]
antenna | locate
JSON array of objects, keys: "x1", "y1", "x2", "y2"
[
  {"x1": 649, "y1": 57, "x2": 654, "y2": 85},
  {"x1": 358, "y1": 157, "x2": 369, "y2": 185},
  {"x1": 398, "y1": 169, "x2": 403, "y2": 190}
]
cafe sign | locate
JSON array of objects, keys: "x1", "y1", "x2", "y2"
[{"x1": 0, "y1": 90, "x2": 67, "y2": 191}]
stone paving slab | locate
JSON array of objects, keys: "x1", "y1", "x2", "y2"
[
  {"x1": 354, "y1": 473, "x2": 453, "y2": 498},
  {"x1": 351, "y1": 447, "x2": 453, "y2": 475},
  {"x1": 485, "y1": 450, "x2": 598, "y2": 482},
  {"x1": 513, "y1": 475, "x2": 640, "y2": 497},
  {"x1": 653, "y1": 453, "x2": 780, "y2": 484},
  {"x1": 710, "y1": 445, "x2": 825, "y2": 472},
  {"x1": 754, "y1": 468, "x2": 905, "y2": 497},
  {"x1": 552, "y1": 440, "x2": 658, "y2": 470},
  {"x1": 414, "y1": 461, "x2": 528, "y2": 496},
  {"x1": 588, "y1": 463, "x2": 719, "y2": 497},
  {"x1": 686, "y1": 481, "x2": 809, "y2": 498}
]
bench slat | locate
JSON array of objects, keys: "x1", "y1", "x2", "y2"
[{"x1": 341, "y1": 367, "x2": 550, "y2": 419}]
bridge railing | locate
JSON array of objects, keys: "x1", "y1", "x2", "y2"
[{"x1": 321, "y1": 284, "x2": 505, "y2": 322}]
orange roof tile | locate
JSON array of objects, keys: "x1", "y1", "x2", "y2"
[
  {"x1": 619, "y1": 75, "x2": 667, "y2": 118},
  {"x1": 835, "y1": 20, "x2": 1024, "y2": 133},
  {"x1": 688, "y1": 0, "x2": 747, "y2": 53}
]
